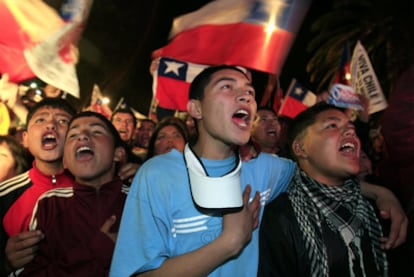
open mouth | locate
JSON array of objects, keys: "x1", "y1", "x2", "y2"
[
  {"x1": 76, "y1": 146, "x2": 94, "y2": 160},
  {"x1": 339, "y1": 142, "x2": 356, "y2": 153},
  {"x1": 232, "y1": 109, "x2": 250, "y2": 128},
  {"x1": 42, "y1": 134, "x2": 57, "y2": 148},
  {"x1": 266, "y1": 129, "x2": 277, "y2": 136}
]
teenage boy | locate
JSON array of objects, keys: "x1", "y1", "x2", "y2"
[
  {"x1": 110, "y1": 65, "x2": 407, "y2": 276},
  {"x1": 21, "y1": 111, "x2": 129, "y2": 276},
  {"x1": 258, "y1": 102, "x2": 389, "y2": 276},
  {"x1": 0, "y1": 98, "x2": 76, "y2": 275}
]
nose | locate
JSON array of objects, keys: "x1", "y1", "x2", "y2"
[
  {"x1": 77, "y1": 131, "x2": 90, "y2": 141},
  {"x1": 343, "y1": 124, "x2": 356, "y2": 137},
  {"x1": 46, "y1": 119, "x2": 57, "y2": 130},
  {"x1": 236, "y1": 90, "x2": 252, "y2": 103}
]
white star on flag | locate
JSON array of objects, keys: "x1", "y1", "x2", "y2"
[
  {"x1": 294, "y1": 87, "x2": 303, "y2": 95},
  {"x1": 164, "y1": 60, "x2": 184, "y2": 76}
]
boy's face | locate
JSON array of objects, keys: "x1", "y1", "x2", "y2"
[
  {"x1": 136, "y1": 121, "x2": 155, "y2": 148},
  {"x1": 297, "y1": 109, "x2": 360, "y2": 185},
  {"x1": 23, "y1": 106, "x2": 72, "y2": 164},
  {"x1": 64, "y1": 116, "x2": 123, "y2": 186},
  {"x1": 111, "y1": 112, "x2": 135, "y2": 143},
  {"x1": 251, "y1": 109, "x2": 281, "y2": 149},
  {"x1": 191, "y1": 69, "x2": 256, "y2": 147}
]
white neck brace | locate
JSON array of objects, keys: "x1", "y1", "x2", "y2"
[{"x1": 184, "y1": 144, "x2": 243, "y2": 209}]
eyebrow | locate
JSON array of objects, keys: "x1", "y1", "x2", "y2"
[
  {"x1": 68, "y1": 121, "x2": 107, "y2": 131},
  {"x1": 212, "y1": 77, "x2": 254, "y2": 90}
]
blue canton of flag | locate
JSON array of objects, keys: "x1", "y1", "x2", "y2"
[{"x1": 158, "y1": 57, "x2": 188, "y2": 81}]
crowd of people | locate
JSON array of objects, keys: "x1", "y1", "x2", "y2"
[{"x1": 0, "y1": 64, "x2": 411, "y2": 276}]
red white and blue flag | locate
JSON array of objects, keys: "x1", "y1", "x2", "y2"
[
  {"x1": 24, "y1": 0, "x2": 93, "y2": 98},
  {"x1": 153, "y1": 0, "x2": 311, "y2": 75},
  {"x1": 0, "y1": 0, "x2": 64, "y2": 82},
  {"x1": 153, "y1": 57, "x2": 208, "y2": 111},
  {"x1": 278, "y1": 78, "x2": 316, "y2": 118}
]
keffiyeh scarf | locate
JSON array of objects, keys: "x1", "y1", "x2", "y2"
[{"x1": 287, "y1": 169, "x2": 388, "y2": 277}]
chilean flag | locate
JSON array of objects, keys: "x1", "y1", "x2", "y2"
[
  {"x1": 278, "y1": 78, "x2": 316, "y2": 118},
  {"x1": 0, "y1": 0, "x2": 64, "y2": 82},
  {"x1": 153, "y1": 57, "x2": 208, "y2": 111},
  {"x1": 153, "y1": 0, "x2": 311, "y2": 75}
]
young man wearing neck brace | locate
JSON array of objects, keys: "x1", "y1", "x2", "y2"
[{"x1": 110, "y1": 65, "x2": 407, "y2": 277}]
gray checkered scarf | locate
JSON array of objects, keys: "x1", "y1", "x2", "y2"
[{"x1": 287, "y1": 168, "x2": 388, "y2": 277}]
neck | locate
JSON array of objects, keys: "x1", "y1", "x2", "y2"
[
  {"x1": 261, "y1": 145, "x2": 280, "y2": 154},
  {"x1": 192, "y1": 139, "x2": 234, "y2": 160},
  {"x1": 35, "y1": 160, "x2": 65, "y2": 176},
  {"x1": 300, "y1": 163, "x2": 343, "y2": 187}
]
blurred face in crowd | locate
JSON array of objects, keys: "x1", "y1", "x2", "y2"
[
  {"x1": 136, "y1": 120, "x2": 155, "y2": 149},
  {"x1": 154, "y1": 125, "x2": 186, "y2": 155},
  {"x1": 112, "y1": 112, "x2": 135, "y2": 143},
  {"x1": 0, "y1": 142, "x2": 17, "y2": 182},
  {"x1": 357, "y1": 150, "x2": 373, "y2": 180},
  {"x1": 251, "y1": 109, "x2": 281, "y2": 153}
]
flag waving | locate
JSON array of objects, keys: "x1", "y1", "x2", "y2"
[
  {"x1": 153, "y1": 57, "x2": 208, "y2": 111},
  {"x1": 278, "y1": 78, "x2": 316, "y2": 118},
  {"x1": 24, "y1": 0, "x2": 94, "y2": 98},
  {"x1": 0, "y1": 0, "x2": 64, "y2": 82},
  {"x1": 153, "y1": 0, "x2": 312, "y2": 75}
]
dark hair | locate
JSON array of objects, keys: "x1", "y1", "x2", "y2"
[
  {"x1": 146, "y1": 116, "x2": 188, "y2": 160},
  {"x1": 26, "y1": 97, "x2": 77, "y2": 125},
  {"x1": 287, "y1": 102, "x2": 345, "y2": 159},
  {"x1": 111, "y1": 108, "x2": 137, "y2": 128},
  {"x1": 0, "y1": 135, "x2": 32, "y2": 175},
  {"x1": 189, "y1": 65, "x2": 248, "y2": 101},
  {"x1": 138, "y1": 118, "x2": 156, "y2": 129},
  {"x1": 67, "y1": 111, "x2": 124, "y2": 148},
  {"x1": 257, "y1": 106, "x2": 277, "y2": 115}
]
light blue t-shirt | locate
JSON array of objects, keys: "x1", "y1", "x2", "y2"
[{"x1": 110, "y1": 148, "x2": 295, "y2": 277}]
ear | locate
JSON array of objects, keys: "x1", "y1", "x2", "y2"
[
  {"x1": 187, "y1": 100, "x2": 202, "y2": 120},
  {"x1": 22, "y1": 131, "x2": 29, "y2": 148},
  {"x1": 292, "y1": 139, "x2": 307, "y2": 159},
  {"x1": 113, "y1": 146, "x2": 126, "y2": 163}
]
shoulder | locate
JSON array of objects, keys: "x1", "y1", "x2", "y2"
[
  {"x1": 0, "y1": 171, "x2": 31, "y2": 197},
  {"x1": 141, "y1": 150, "x2": 185, "y2": 175},
  {"x1": 29, "y1": 187, "x2": 74, "y2": 230},
  {"x1": 263, "y1": 193, "x2": 294, "y2": 219}
]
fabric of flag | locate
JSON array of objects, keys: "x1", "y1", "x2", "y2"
[
  {"x1": 327, "y1": 83, "x2": 362, "y2": 110},
  {"x1": 87, "y1": 84, "x2": 112, "y2": 119},
  {"x1": 24, "y1": 0, "x2": 94, "y2": 99},
  {"x1": 153, "y1": 57, "x2": 208, "y2": 111},
  {"x1": 0, "y1": 0, "x2": 64, "y2": 82},
  {"x1": 333, "y1": 41, "x2": 351, "y2": 86},
  {"x1": 278, "y1": 78, "x2": 316, "y2": 118},
  {"x1": 153, "y1": 0, "x2": 311, "y2": 75},
  {"x1": 350, "y1": 40, "x2": 387, "y2": 114}
]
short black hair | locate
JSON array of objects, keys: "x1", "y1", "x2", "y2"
[
  {"x1": 189, "y1": 65, "x2": 248, "y2": 101},
  {"x1": 26, "y1": 97, "x2": 77, "y2": 125},
  {"x1": 111, "y1": 108, "x2": 137, "y2": 127}
]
